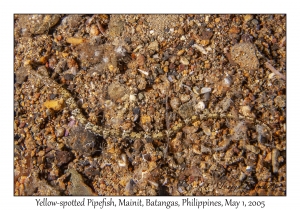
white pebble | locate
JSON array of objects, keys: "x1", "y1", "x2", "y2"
[
  {"x1": 195, "y1": 101, "x2": 205, "y2": 112},
  {"x1": 193, "y1": 44, "x2": 208, "y2": 55},
  {"x1": 223, "y1": 77, "x2": 232, "y2": 86},
  {"x1": 129, "y1": 94, "x2": 136, "y2": 102},
  {"x1": 201, "y1": 87, "x2": 211, "y2": 94}
]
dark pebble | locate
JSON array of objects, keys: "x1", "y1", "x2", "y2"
[
  {"x1": 124, "y1": 37, "x2": 131, "y2": 44},
  {"x1": 50, "y1": 94, "x2": 58, "y2": 100},
  {"x1": 251, "y1": 19, "x2": 259, "y2": 25},
  {"x1": 56, "y1": 150, "x2": 73, "y2": 167},
  {"x1": 64, "y1": 74, "x2": 74, "y2": 81},
  {"x1": 145, "y1": 137, "x2": 153, "y2": 143}
]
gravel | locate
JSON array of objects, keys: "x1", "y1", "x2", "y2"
[{"x1": 14, "y1": 14, "x2": 286, "y2": 196}]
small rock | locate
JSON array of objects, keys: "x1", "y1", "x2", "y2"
[
  {"x1": 252, "y1": 19, "x2": 259, "y2": 25},
  {"x1": 141, "y1": 115, "x2": 151, "y2": 124},
  {"x1": 138, "y1": 93, "x2": 144, "y2": 100},
  {"x1": 229, "y1": 26, "x2": 240, "y2": 34},
  {"x1": 178, "y1": 102, "x2": 194, "y2": 119},
  {"x1": 230, "y1": 42, "x2": 259, "y2": 70},
  {"x1": 200, "y1": 31, "x2": 214, "y2": 40},
  {"x1": 129, "y1": 94, "x2": 137, "y2": 102},
  {"x1": 257, "y1": 189, "x2": 267, "y2": 196},
  {"x1": 202, "y1": 125, "x2": 211, "y2": 136},
  {"x1": 55, "y1": 150, "x2": 73, "y2": 167},
  {"x1": 244, "y1": 144, "x2": 260, "y2": 154},
  {"x1": 192, "y1": 144, "x2": 201, "y2": 155},
  {"x1": 241, "y1": 105, "x2": 252, "y2": 117},
  {"x1": 244, "y1": 14, "x2": 254, "y2": 23},
  {"x1": 148, "y1": 40, "x2": 159, "y2": 52},
  {"x1": 274, "y1": 95, "x2": 286, "y2": 108},
  {"x1": 200, "y1": 40, "x2": 210, "y2": 46},
  {"x1": 55, "y1": 127, "x2": 65, "y2": 138},
  {"x1": 192, "y1": 86, "x2": 201, "y2": 95},
  {"x1": 177, "y1": 49, "x2": 185, "y2": 56},
  {"x1": 66, "y1": 37, "x2": 86, "y2": 45},
  {"x1": 180, "y1": 57, "x2": 189, "y2": 65},
  {"x1": 201, "y1": 87, "x2": 211, "y2": 94},
  {"x1": 179, "y1": 94, "x2": 190, "y2": 103},
  {"x1": 108, "y1": 82, "x2": 126, "y2": 102},
  {"x1": 170, "y1": 137, "x2": 182, "y2": 153},
  {"x1": 177, "y1": 27, "x2": 184, "y2": 35},
  {"x1": 203, "y1": 93, "x2": 211, "y2": 101},
  {"x1": 201, "y1": 145, "x2": 211, "y2": 154},
  {"x1": 193, "y1": 44, "x2": 208, "y2": 54},
  {"x1": 136, "y1": 54, "x2": 145, "y2": 66},
  {"x1": 194, "y1": 101, "x2": 205, "y2": 112},
  {"x1": 43, "y1": 98, "x2": 64, "y2": 111},
  {"x1": 170, "y1": 97, "x2": 181, "y2": 110},
  {"x1": 15, "y1": 67, "x2": 28, "y2": 85},
  {"x1": 204, "y1": 62, "x2": 211, "y2": 69},
  {"x1": 90, "y1": 24, "x2": 100, "y2": 36},
  {"x1": 67, "y1": 169, "x2": 96, "y2": 196},
  {"x1": 182, "y1": 126, "x2": 198, "y2": 134},
  {"x1": 67, "y1": 126, "x2": 98, "y2": 156},
  {"x1": 18, "y1": 14, "x2": 61, "y2": 35}
]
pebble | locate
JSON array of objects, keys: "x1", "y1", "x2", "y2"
[
  {"x1": 241, "y1": 105, "x2": 252, "y2": 117},
  {"x1": 55, "y1": 150, "x2": 73, "y2": 167},
  {"x1": 192, "y1": 44, "x2": 207, "y2": 54},
  {"x1": 179, "y1": 94, "x2": 190, "y2": 103},
  {"x1": 129, "y1": 94, "x2": 137, "y2": 102},
  {"x1": 230, "y1": 42, "x2": 259, "y2": 70},
  {"x1": 229, "y1": 27, "x2": 240, "y2": 34},
  {"x1": 201, "y1": 87, "x2": 211, "y2": 94},
  {"x1": 90, "y1": 24, "x2": 100, "y2": 36},
  {"x1": 55, "y1": 127, "x2": 65, "y2": 138},
  {"x1": 20, "y1": 14, "x2": 61, "y2": 35},
  {"x1": 138, "y1": 93, "x2": 144, "y2": 100},
  {"x1": 194, "y1": 101, "x2": 205, "y2": 112},
  {"x1": 177, "y1": 49, "x2": 185, "y2": 56},
  {"x1": 274, "y1": 95, "x2": 286, "y2": 108},
  {"x1": 178, "y1": 102, "x2": 194, "y2": 119},
  {"x1": 244, "y1": 144, "x2": 260, "y2": 155},
  {"x1": 180, "y1": 57, "x2": 189, "y2": 65},
  {"x1": 43, "y1": 98, "x2": 65, "y2": 111},
  {"x1": 141, "y1": 115, "x2": 151, "y2": 124},
  {"x1": 67, "y1": 169, "x2": 96, "y2": 196},
  {"x1": 170, "y1": 97, "x2": 181, "y2": 110},
  {"x1": 204, "y1": 62, "x2": 211, "y2": 69},
  {"x1": 200, "y1": 40, "x2": 210, "y2": 46},
  {"x1": 108, "y1": 82, "x2": 126, "y2": 102},
  {"x1": 192, "y1": 86, "x2": 201, "y2": 95},
  {"x1": 136, "y1": 54, "x2": 145, "y2": 66},
  {"x1": 15, "y1": 67, "x2": 28, "y2": 85},
  {"x1": 148, "y1": 40, "x2": 159, "y2": 51},
  {"x1": 66, "y1": 37, "x2": 85, "y2": 45},
  {"x1": 244, "y1": 14, "x2": 254, "y2": 23},
  {"x1": 202, "y1": 126, "x2": 211, "y2": 136},
  {"x1": 202, "y1": 92, "x2": 210, "y2": 102}
]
